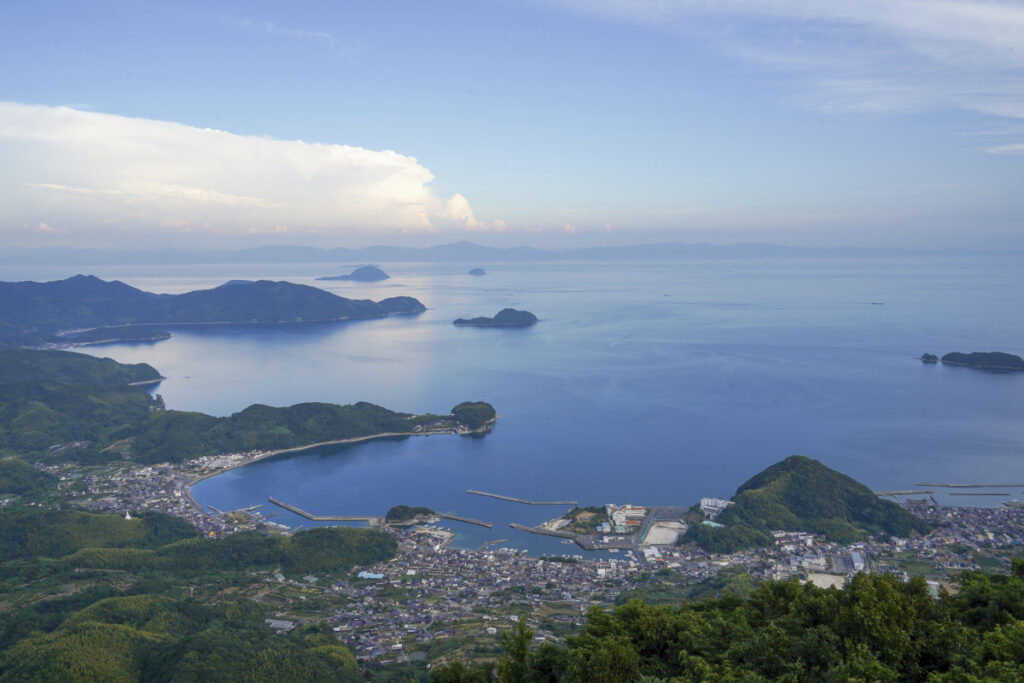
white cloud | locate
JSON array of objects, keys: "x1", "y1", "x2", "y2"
[
  {"x1": 35, "y1": 222, "x2": 61, "y2": 233},
  {"x1": 547, "y1": 0, "x2": 1024, "y2": 118},
  {"x1": 0, "y1": 102, "x2": 490, "y2": 239},
  {"x1": 987, "y1": 143, "x2": 1024, "y2": 155},
  {"x1": 563, "y1": 223, "x2": 578, "y2": 233}
]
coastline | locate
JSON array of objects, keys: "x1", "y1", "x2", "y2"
[{"x1": 181, "y1": 416, "x2": 497, "y2": 516}]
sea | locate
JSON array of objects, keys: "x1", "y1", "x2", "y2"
[{"x1": 8, "y1": 255, "x2": 1024, "y2": 555}]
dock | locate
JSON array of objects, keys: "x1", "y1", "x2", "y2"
[
  {"x1": 268, "y1": 497, "x2": 383, "y2": 526},
  {"x1": 509, "y1": 522, "x2": 577, "y2": 539},
  {"x1": 468, "y1": 489, "x2": 578, "y2": 506},
  {"x1": 875, "y1": 490, "x2": 934, "y2": 496},
  {"x1": 436, "y1": 513, "x2": 493, "y2": 528}
]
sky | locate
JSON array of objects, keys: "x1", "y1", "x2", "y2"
[{"x1": 1, "y1": 0, "x2": 1023, "y2": 250}]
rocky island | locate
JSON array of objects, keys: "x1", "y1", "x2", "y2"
[
  {"x1": 453, "y1": 308, "x2": 537, "y2": 327},
  {"x1": 317, "y1": 265, "x2": 390, "y2": 282}
]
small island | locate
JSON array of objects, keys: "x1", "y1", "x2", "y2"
[
  {"x1": 920, "y1": 353, "x2": 939, "y2": 364},
  {"x1": 940, "y1": 351, "x2": 1024, "y2": 371},
  {"x1": 317, "y1": 265, "x2": 390, "y2": 282},
  {"x1": 468, "y1": 268, "x2": 486, "y2": 276},
  {"x1": 453, "y1": 308, "x2": 537, "y2": 328},
  {"x1": 385, "y1": 505, "x2": 436, "y2": 525}
]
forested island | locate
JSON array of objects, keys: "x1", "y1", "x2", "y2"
[
  {"x1": 684, "y1": 455, "x2": 932, "y2": 553},
  {"x1": 0, "y1": 275, "x2": 423, "y2": 345},
  {"x1": 940, "y1": 351, "x2": 1024, "y2": 371},
  {"x1": 316, "y1": 265, "x2": 390, "y2": 282},
  {"x1": 0, "y1": 347, "x2": 494, "y2": 465},
  {"x1": 453, "y1": 308, "x2": 537, "y2": 327},
  {"x1": 468, "y1": 267, "x2": 486, "y2": 276}
]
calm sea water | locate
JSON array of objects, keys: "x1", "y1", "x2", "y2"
[{"x1": 19, "y1": 256, "x2": 1022, "y2": 554}]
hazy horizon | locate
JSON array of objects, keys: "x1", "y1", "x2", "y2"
[{"x1": 3, "y1": 1, "x2": 1023, "y2": 252}]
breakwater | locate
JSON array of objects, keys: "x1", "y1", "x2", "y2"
[
  {"x1": 509, "y1": 522, "x2": 577, "y2": 539},
  {"x1": 917, "y1": 483, "x2": 1024, "y2": 488},
  {"x1": 468, "y1": 489, "x2": 578, "y2": 505},
  {"x1": 875, "y1": 490, "x2": 934, "y2": 496},
  {"x1": 268, "y1": 497, "x2": 383, "y2": 526},
  {"x1": 436, "y1": 513, "x2": 493, "y2": 528}
]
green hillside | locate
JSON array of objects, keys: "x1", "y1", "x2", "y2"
[{"x1": 684, "y1": 455, "x2": 932, "y2": 553}]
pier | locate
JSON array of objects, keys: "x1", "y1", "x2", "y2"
[
  {"x1": 268, "y1": 497, "x2": 383, "y2": 526},
  {"x1": 478, "y1": 538, "x2": 509, "y2": 551},
  {"x1": 468, "y1": 489, "x2": 578, "y2": 506}
]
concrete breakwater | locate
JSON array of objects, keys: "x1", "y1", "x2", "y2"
[
  {"x1": 268, "y1": 497, "x2": 493, "y2": 528},
  {"x1": 509, "y1": 522, "x2": 577, "y2": 539},
  {"x1": 468, "y1": 489, "x2": 578, "y2": 506},
  {"x1": 268, "y1": 497, "x2": 384, "y2": 526}
]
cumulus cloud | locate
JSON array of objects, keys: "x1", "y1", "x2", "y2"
[{"x1": 0, "y1": 102, "x2": 491, "y2": 239}]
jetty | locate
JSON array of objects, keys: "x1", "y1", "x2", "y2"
[
  {"x1": 468, "y1": 489, "x2": 578, "y2": 506},
  {"x1": 509, "y1": 522, "x2": 577, "y2": 539},
  {"x1": 436, "y1": 513, "x2": 493, "y2": 528},
  {"x1": 917, "y1": 483, "x2": 1024, "y2": 488},
  {"x1": 478, "y1": 538, "x2": 509, "y2": 551},
  {"x1": 268, "y1": 497, "x2": 383, "y2": 526},
  {"x1": 875, "y1": 490, "x2": 934, "y2": 496},
  {"x1": 949, "y1": 492, "x2": 1010, "y2": 497}
]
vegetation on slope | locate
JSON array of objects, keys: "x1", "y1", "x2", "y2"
[
  {"x1": 0, "y1": 348, "x2": 493, "y2": 464},
  {"x1": 451, "y1": 401, "x2": 497, "y2": 430},
  {"x1": 431, "y1": 561, "x2": 1024, "y2": 682},
  {"x1": 385, "y1": 505, "x2": 435, "y2": 523},
  {"x1": 0, "y1": 457, "x2": 58, "y2": 498},
  {"x1": 683, "y1": 455, "x2": 932, "y2": 553}
]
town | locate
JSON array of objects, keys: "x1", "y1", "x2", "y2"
[{"x1": 23, "y1": 455, "x2": 1024, "y2": 666}]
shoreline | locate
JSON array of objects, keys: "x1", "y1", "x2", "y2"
[{"x1": 182, "y1": 417, "x2": 497, "y2": 516}]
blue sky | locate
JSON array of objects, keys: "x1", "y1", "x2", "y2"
[{"x1": 1, "y1": 0, "x2": 1022, "y2": 248}]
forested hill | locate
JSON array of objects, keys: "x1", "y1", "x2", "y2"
[
  {"x1": 0, "y1": 275, "x2": 425, "y2": 345},
  {"x1": 685, "y1": 455, "x2": 932, "y2": 553},
  {"x1": 0, "y1": 347, "x2": 493, "y2": 465},
  {"x1": 0, "y1": 347, "x2": 161, "y2": 385}
]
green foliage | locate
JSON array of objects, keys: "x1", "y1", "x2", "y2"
[
  {"x1": 129, "y1": 400, "x2": 420, "y2": 463},
  {"x1": 0, "y1": 347, "x2": 162, "y2": 386},
  {"x1": 0, "y1": 457, "x2": 57, "y2": 497},
  {"x1": 435, "y1": 568, "x2": 1024, "y2": 681},
  {"x1": 0, "y1": 509, "x2": 198, "y2": 565},
  {"x1": 451, "y1": 402, "x2": 496, "y2": 430},
  {"x1": 386, "y1": 505, "x2": 435, "y2": 522},
  {"x1": 684, "y1": 455, "x2": 933, "y2": 553}
]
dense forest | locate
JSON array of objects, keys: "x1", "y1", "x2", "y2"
[
  {"x1": 0, "y1": 509, "x2": 395, "y2": 681},
  {"x1": 684, "y1": 456, "x2": 933, "y2": 553},
  {"x1": 430, "y1": 563, "x2": 1024, "y2": 682}
]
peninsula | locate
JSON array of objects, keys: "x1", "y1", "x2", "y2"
[
  {"x1": 316, "y1": 265, "x2": 390, "y2": 282},
  {"x1": 453, "y1": 308, "x2": 537, "y2": 327},
  {"x1": 0, "y1": 275, "x2": 423, "y2": 345}
]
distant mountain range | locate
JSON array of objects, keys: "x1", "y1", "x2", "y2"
[
  {"x1": 2, "y1": 241, "x2": 1018, "y2": 266},
  {"x1": 0, "y1": 275, "x2": 425, "y2": 345}
]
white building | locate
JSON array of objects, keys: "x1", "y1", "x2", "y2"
[{"x1": 700, "y1": 497, "x2": 734, "y2": 519}]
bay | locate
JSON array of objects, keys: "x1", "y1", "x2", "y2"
[{"x1": 46, "y1": 255, "x2": 1024, "y2": 554}]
